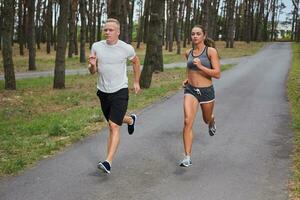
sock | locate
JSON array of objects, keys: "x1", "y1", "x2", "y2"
[{"x1": 105, "y1": 160, "x2": 111, "y2": 166}]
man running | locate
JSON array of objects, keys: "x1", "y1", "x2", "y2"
[{"x1": 88, "y1": 18, "x2": 141, "y2": 174}]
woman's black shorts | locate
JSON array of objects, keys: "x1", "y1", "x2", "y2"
[
  {"x1": 97, "y1": 88, "x2": 129, "y2": 126},
  {"x1": 184, "y1": 84, "x2": 215, "y2": 104}
]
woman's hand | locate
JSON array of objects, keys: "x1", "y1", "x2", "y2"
[{"x1": 193, "y1": 58, "x2": 202, "y2": 69}]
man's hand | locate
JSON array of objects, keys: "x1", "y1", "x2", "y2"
[
  {"x1": 88, "y1": 53, "x2": 97, "y2": 74},
  {"x1": 133, "y1": 82, "x2": 141, "y2": 94}
]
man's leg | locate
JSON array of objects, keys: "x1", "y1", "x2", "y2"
[
  {"x1": 106, "y1": 120, "x2": 121, "y2": 164},
  {"x1": 98, "y1": 88, "x2": 129, "y2": 173}
]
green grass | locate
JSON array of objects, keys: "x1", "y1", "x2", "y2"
[{"x1": 287, "y1": 43, "x2": 300, "y2": 199}]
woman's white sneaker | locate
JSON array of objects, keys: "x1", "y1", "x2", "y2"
[{"x1": 180, "y1": 156, "x2": 192, "y2": 167}]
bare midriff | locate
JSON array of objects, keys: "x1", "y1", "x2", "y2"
[{"x1": 187, "y1": 70, "x2": 212, "y2": 87}]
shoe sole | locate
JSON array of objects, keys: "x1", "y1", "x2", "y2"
[
  {"x1": 180, "y1": 162, "x2": 192, "y2": 167},
  {"x1": 128, "y1": 114, "x2": 137, "y2": 135},
  {"x1": 131, "y1": 114, "x2": 137, "y2": 123},
  {"x1": 98, "y1": 163, "x2": 111, "y2": 174}
]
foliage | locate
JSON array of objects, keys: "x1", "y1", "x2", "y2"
[{"x1": 288, "y1": 43, "x2": 300, "y2": 199}]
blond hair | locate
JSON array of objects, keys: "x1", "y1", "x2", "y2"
[{"x1": 106, "y1": 18, "x2": 120, "y2": 31}]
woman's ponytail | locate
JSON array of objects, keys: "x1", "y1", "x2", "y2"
[{"x1": 204, "y1": 37, "x2": 216, "y2": 48}]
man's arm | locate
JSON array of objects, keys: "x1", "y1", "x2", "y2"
[{"x1": 131, "y1": 55, "x2": 141, "y2": 93}]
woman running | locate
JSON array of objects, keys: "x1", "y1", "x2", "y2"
[{"x1": 180, "y1": 25, "x2": 221, "y2": 167}]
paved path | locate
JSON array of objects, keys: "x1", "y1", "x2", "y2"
[
  {"x1": 0, "y1": 43, "x2": 293, "y2": 200},
  {"x1": 0, "y1": 57, "x2": 247, "y2": 80}
]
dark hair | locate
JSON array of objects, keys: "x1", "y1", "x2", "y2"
[{"x1": 192, "y1": 25, "x2": 216, "y2": 48}]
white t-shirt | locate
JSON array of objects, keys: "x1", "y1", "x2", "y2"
[{"x1": 91, "y1": 40, "x2": 136, "y2": 93}]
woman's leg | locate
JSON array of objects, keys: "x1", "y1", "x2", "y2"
[
  {"x1": 200, "y1": 101, "x2": 216, "y2": 136},
  {"x1": 183, "y1": 95, "x2": 199, "y2": 156},
  {"x1": 200, "y1": 101, "x2": 214, "y2": 124}
]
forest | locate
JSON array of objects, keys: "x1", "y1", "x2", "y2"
[{"x1": 1, "y1": 0, "x2": 299, "y2": 89}]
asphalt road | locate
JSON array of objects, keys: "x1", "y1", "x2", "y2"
[{"x1": 0, "y1": 42, "x2": 293, "y2": 200}]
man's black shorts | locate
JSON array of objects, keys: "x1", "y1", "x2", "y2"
[{"x1": 97, "y1": 88, "x2": 129, "y2": 126}]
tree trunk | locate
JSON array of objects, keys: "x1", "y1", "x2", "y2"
[
  {"x1": 128, "y1": 0, "x2": 135, "y2": 43},
  {"x1": 243, "y1": 0, "x2": 251, "y2": 43},
  {"x1": 226, "y1": 0, "x2": 236, "y2": 48},
  {"x1": 97, "y1": 1, "x2": 104, "y2": 41},
  {"x1": 202, "y1": 0, "x2": 211, "y2": 34},
  {"x1": 92, "y1": 0, "x2": 97, "y2": 42},
  {"x1": 27, "y1": 0, "x2": 36, "y2": 70},
  {"x1": 0, "y1": 1, "x2": 2, "y2": 51},
  {"x1": 176, "y1": 0, "x2": 184, "y2": 55},
  {"x1": 2, "y1": 0, "x2": 16, "y2": 90},
  {"x1": 263, "y1": 0, "x2": 271, "y2": 41},
  {"x1": 270, "y1": 0, "x2": 277, "y2": 41},
  {"x1": 0, "y1": 1, "x2": 3, "y2": 51},
  {"x1": 79, "y1": 0, "x2": 87, "y2": 63},
  {"x1": 183, "y1": 0, "x2": 192, "y2": 47},
  {"x1": 168, "y1": 0, "x2": 178, "y2": 52},
  {"x1": 235, "y1": 3, "x2": 241, "y2": 40},
  {"x1": 74, "y1": 12, "x2": 79, "y2": 55},
  {"x1": 256, "y1": 0, "x2": 264, "y2": 41},
  {"x1": 136, "y1": 0, "x2": 144, "y2": 48},
  {"x1": 191, "y1": 0, "x2": 197, "y2": 28},
  {"x1": 46, "y1": 0, "x2": 53, "y2": 54},
  {"x1": 140, "y1": 0, "x2": 164, "y2": 88},
  {"x1": 292, "y1": 0, "x2": 300, "y2": 41},
  {"x1": 41, "y1": 1, "x2": 46, "y2": 43},
  {"x1": 35, "y1": 0, "x2": 42, "y2": 50},
  {"x1": 18, "y1": 0, "x2": 24, "y2": 55},
  {"x1": 120, "y1": 0, "x2": 129, "y2": 42},
  {"x1": 53, "y1": 2, "x2": 58, "y2": 50},
  {"x1": 11, "y1": 1, "x2": 15, "y2": 46},
  {"x1": 165, "y1": 0, "x2": 170, "y2": 51},
  {"x1": 68, "y1": 0, "x2": 78, "y2": 58},
  {"x1": 54, "y1": 0, "x2": 70, "y2": 89},
  {"x1": 210, "y1": 0, "x2": 221, "y2": 40},
  {"x1": 291, "y1": 0, "x2": 298, "y2": 40},
  {"x1": 143, "y1": 0, "x2": 150, "y2": 43},
  {"x1": 249, "y1": 0, "x2": 254, "y2": 41},
  {"x1": 87, "y1": 0, "x2": 93, "y2": 48}
]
